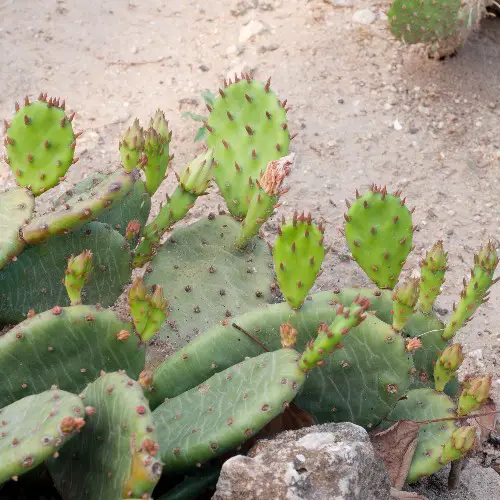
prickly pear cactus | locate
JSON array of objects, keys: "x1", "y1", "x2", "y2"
[
  {"x1": 434, "y1": 343, "x2": 464, "y2": 392},
  {"x1": 345, "y1": 185, "x2": 414, "y2": 289},
  {"x1": 48, "y1": 372, "x2": 162, "y2": 500},
  {"x1": 0, "y1": 306, "x2": 144, "y2": 408},
  {"x1": 21, "y1": 169, "x2": 139, "y2": 244},
  {"x1": 64, "y1": 249, "x2": 93, "y2": 305},
  {"x1": 273, "y1": 212, "x2": 325, "y2": 309},
  {"x1": 0, "y1": 388, "x2": 85, "y2": 485},
  {"x1": 206, "y1": 75, "x2": 291, "y2": 218},
  {"x1": 0, "y1": 221, "x2": 131, "y2": 324},
  {"x1": 0, "y1": 187, "x2": 34, "y2": 269},
  {"x1": 53, "y1": 170, "x2": 152, "y2": 238},
  {"x1": 153, "y1": 349, "x2": 304, "y2": 472},
  {"x1": 417, "y1": 241, "x2": 447, "y2": 314},
  {"x1": 392, "y1": 277, "x2": 420, "y2": 332},
  {"x1": 144, "y1": 214, "x2": 275, "y2": 347},
  {"x1": 457, "y1": 375, "x2": 492, "y2": 415},
  {"x1": 3, "y1": 94, "x2": 77, "y2": 196},
  {"x1": 380, "y1": 388, "x2": 470, "y2": 484}
]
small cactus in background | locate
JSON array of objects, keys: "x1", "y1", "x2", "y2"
[{"x1": 387, "y1": 0, "x2": 492, "y2": 59}]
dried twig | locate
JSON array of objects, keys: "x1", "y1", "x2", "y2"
[{"x1": 232, "y1": 322, "x2": 270, "y2": 352}]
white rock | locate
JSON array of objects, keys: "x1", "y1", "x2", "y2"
[
  {"x1": 239, "y1": 20, "x2": 268, "y2": 43},
  {"x1": 352, "y1": 9, "x2": 376, "y2": 25}
]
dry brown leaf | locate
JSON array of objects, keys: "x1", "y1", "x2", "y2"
[
  {"x1": 371, "y1": 420, "x2": 421, "y2": 489},
  {"x1": 467, "y1": 398, "x2": 498, "y2": 446}
]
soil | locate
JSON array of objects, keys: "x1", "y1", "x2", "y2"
[{"x1": 0, "y1": 1, "x2": 499, "y2": 397}]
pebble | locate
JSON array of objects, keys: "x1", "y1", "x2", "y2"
[
  {"x1": 352, "y1": 9, "x2": 376, "y2": 25},
  {"x1": 239, "y1": 20, "x2": 268, "y2": 43}
]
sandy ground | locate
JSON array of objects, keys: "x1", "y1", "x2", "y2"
[{"x1": 0, "y1": 1, "x2": 499, "y2": 396}]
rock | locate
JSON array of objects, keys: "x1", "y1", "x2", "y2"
[
  {"x1": 352, "y1": 9, "x2": 376, "y2": 25},
  {"x1": 407, "y1": 459, "x2": 500, "y2": 499},
  {"x1": 239, "y1": 20, "x2": 268, "y2": 43},
  {"x1": 213, "y1": 423, "x2": 391, "y2": 500}
]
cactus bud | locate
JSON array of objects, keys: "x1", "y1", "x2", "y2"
[
  {"x1": 139, "y1": 285, "x2": 168, "y2": 342},
  {"x1": 258, "y1": 154, "x2": 294, "y2": 196},
  {"x1": 280, "y1": 322, "x2": 297, "y2": 349},
  {"x1": 128, "y1": 277, "x2": 151, "y2": 335},
  {"x1": 125, "y1": 219, "x2": 141, "y2": 242},
  {"x1": 179, "y1": 149, "x2": 214, "y2": 195},
  {"x1": 433, "y1": 343, "x2": 464, "y2": 392},
  {"x1": 149, "y1": 109, "x2": 171, "y2": 141},
  {"x1": 457, "y1": 375, "x2": 492, "y2": 416},
  {"x1": 391, "y1": 277, "x2": 420, "y2": 332},
  {"x1": 64, "y1": 250, "x2": 93, "y2": 305}
]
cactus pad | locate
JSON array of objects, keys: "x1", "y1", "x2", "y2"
[
  {"x1": 273, "y1": 212, "x2": 325, "y2": 309},
  {"x1": 0, "y1": 187, "x2": 34, "y2": 270},
  {"x1": 22, "y1": 169, "x2": 139, "y2": 244},
  {"x1": 381, "y1": 388, "x2": 460, "y2": 484},
  {"x1": 48, "y1": 372, "x2": 162, "y2": 500},
  {"x1": 53, "y1": 171, "x2": 151, "y2": 238},
  {"x1": 434, "y1": 343, "x2": 464, "y2": 392},
  {"x1": 457, "y1": 376, "x2": 492, "y2": 415},
  {"x1": 417, "y1": 241, "x2": 447, "y2": 314},
  {"x1": 392, "y1": 277, "x2": 420, "y2": 332},
  {"x1": 120, "y1": 118, "x2": 145, "y2": 172},
  {"x1": 144, "y1": 215, "x2": 274, "y2": 347},
  {"x1": 0, "y1": 388, "x2": 85, "y2": 485},
  {"x1": 443, "y1": 241, "x2": 498, "y2": 340},
  {"x1": 0, "y1": 221, "x2": 131, "y2": 324},
  {"x1": 64, "y1": 249, "x2": 93, "y2": 305},
  {"x1": 206, "y1": 76, "x2": 291, "y2": 218},
  {"x1": 153, "y1": 349, "x2": 304, "y2": 472},
  {"x1": 388, "y1": 0, "x2": 464, "y2": 45},
  {"x1": 4, "y1": 95, "x2": 76, "y2": 196},
  {"x1": 345, "y1": 185, "x2": 414, "y2": 289},
  {"x1": 0, "y1": 306, "x2": 144, "y2": 408}
]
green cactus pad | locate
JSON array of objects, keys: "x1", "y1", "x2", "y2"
[
  {"x1": 144, "y1": 215, "x2": 274, "y2": 347},
  {"x1": 206, "y1": 76, "x2": 290, "y2": 218},
  {"x1": 0, "y1": 306, "x2": 144, "y2": 408},
  {"x1": 345, "y1": 185, "x2": 414, "y2": 289},
  {"x1": 273, "y1": 212, "x2": 325, "y2": 309},
  {"x1": 388, "y1": 0, "x2": 464, "y2": 45},
  {"x1": 4, "y1": 96, "x2": 76, "y2": 196},
  {"x1": 380, "y1": 388, "x2": 459, "y2": 484},
  {"x1": 153, "y1": 349, "x2": 304, "y2": 472},
  {"x1": 417, "y1": 241, "x2": 447, "y2": 314},
  {"x1": 64, "y1": 249, "x2": 93, "y2": 305},
  {"x1": 53, "y1": 171, "x2": 151, "y2": 238},
  {"x1": 0, "y1": 388, "x2": 85, "y2": 485},
  {"x1": 22, "y1": 169, "x2": 139, "y2": 244},
  {"x1": 120, "y1": 118, "x2": 145, "y2": 172},
  {"x1": 0, "y1": 221, "x2": 131, "y2": 324},
  {"x1": 145, "y1": 291, "x2": 412, "y2": 428},
  {"x1": 0, "y1": 187, "x2": 34, "y2": 270},
  {"x1": 457, "y1": 376, "x2": 492, "y2": 416},
  {"x1": 434, "y1": 344, "x2": 464, "y2": 392},
  {"x1": 392, "y1": 277, "x2": 420, "y2": 332},
  {"x1": 48, "y1": 372, "x2": 162, "y2": 500},
  {"x1": 443, "y1": 241, "x2": 498, "y2": 340}
]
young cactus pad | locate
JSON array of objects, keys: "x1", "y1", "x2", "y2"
[
  {"x1": 392, "y1": 277, "x2": 420, "y2": 332},
  {"x1": 235, "y1": 154, "x2": 294, "y2": 249},
  {"x1": 0, "y1": 221, "x2": 132, "y2": 324},
  {"x1": 144, "y1": 215, "x2": 274, "y2": 347},
  {"x1": 0, "y1": 187, "x2": 34, "y2": 269},
  {"x1": 417, "y1": 241, "x2": 447, "y2": 314},
  {"x1": 206, "y1": 75, "x2": 291, "y2": 218},
  {"x1": 48, "y1": 372, "x2": 162, "y2": 500},
  {"x1": 0, "y1": 306, "x2": 145, "y2": 408},
  {"x1": 273, "y1": 212, "x2": 325, "y2": 309},
  {"x1": 120, "y1": 118, "x2": 145, "y2": 172},
  {"x1": 153, "y1": 349, "x2": 305, "y2": 472},
  {"x1": 457, "y1": 375, "x2": 492, "y2": 416},
  {"x1": 21, "y1": 169, "x2": 139, "y2": 244},
  {"x1": 345, "y1": 185, "x2": 414, "y2": 289},
  {"x1": 0, "y1": 388, "x2": 85, "y2": 485},
  {"x1": 442, "y1": 241, "x2": 498, "y2": 340},
  {"x1": 3, "y1": 95, "x2": 76, "y2": 196},
  {"x1": 381, "y1": 388, "x2": 462, "y2": 483},
  {"x1": 433, "y1": 343, "x2": 464, "y2": 392},
  {"x1": 64, "y1": 249, "x2": 93, "y2": 305}
]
